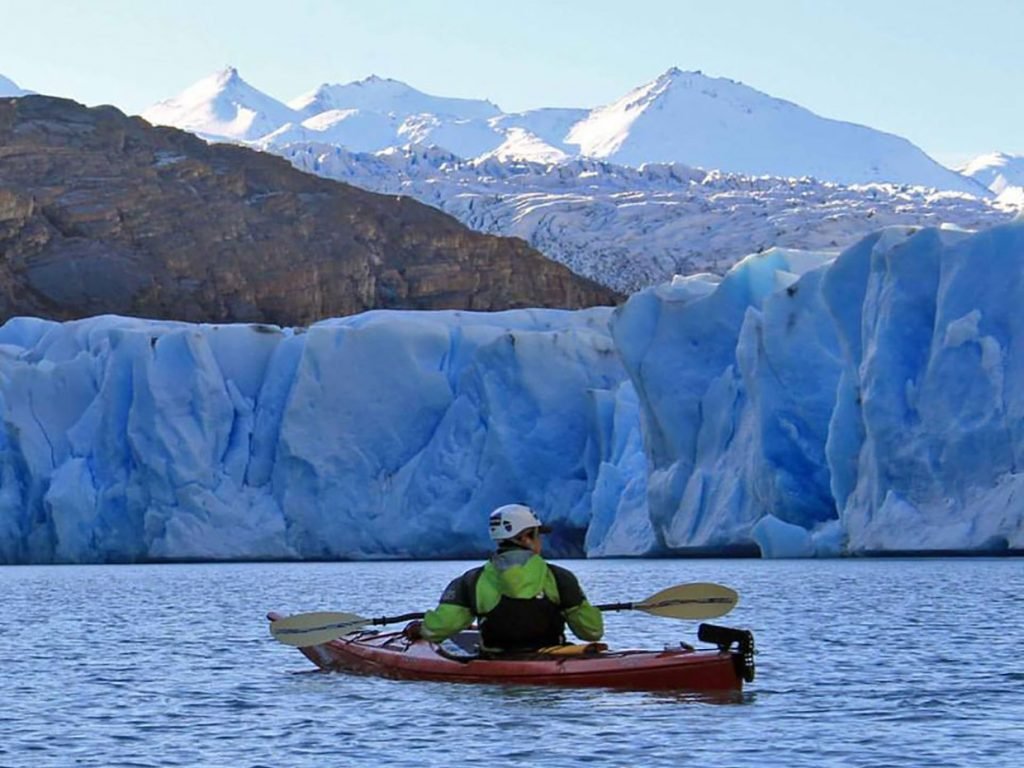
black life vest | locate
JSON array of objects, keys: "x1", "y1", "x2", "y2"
[{"x1": 478, "y1": 592, "x2": 566, "y2": 651}]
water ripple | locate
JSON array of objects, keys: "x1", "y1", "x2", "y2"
[{"x1": 3, "y1": 559, "x2": 1022, "y2": 767}]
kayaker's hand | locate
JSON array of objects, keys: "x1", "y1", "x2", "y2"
[{"x1": 403, "y1": 621, "x2": 423, "y2": 641}]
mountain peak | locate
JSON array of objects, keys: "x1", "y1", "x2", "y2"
[
  {"x1": 564, "y1": 68, "x2": 982, "y2": 192},
  {"x1": 654, "y1": 67, "x2": 718, "y2": 84},
  {"x1": 960, "y1": 151, "x2": 1024, "y2": 194},
  {"x1": 644, "y1": 68, "x2": 741, "y2": 99},
  {"x1": 288, "y1": 76, "x2": 500, "y2": 121},
  {"x1": 142, "y1": 67, "x2": 297, "y2": 142},
  {"x1": 355, "y1": 74, "x2": 413, "y2": 93},
  {"x1": 216, "y1": 66, "x2": 241, "y2": 85},
  {"x1": 182, "y1": 66, "x2": 252, "y2": 101}
]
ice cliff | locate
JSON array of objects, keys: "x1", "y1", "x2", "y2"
[{"x1": 2, "y1": 222, "x2": 1023, "y2": 563}]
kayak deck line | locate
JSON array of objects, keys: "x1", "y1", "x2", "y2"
[{"x1": 267, "y1": 611, "x2": 756, "y2": 692}]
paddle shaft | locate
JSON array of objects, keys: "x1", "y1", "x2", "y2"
[
  {"x1": 598, "y1": 601, "x2": 642, "y2": 612},
  {"x1": 371, "y1": 604, "x2": 644, "y2": 627},
  {"x1": 596, "y1": 597, "x2": 735, "y2": 613},
  {"x1": 370, "y1": 611, "x2": 425, "y2": 626},
  {"x1": 371, "y1": 595, "x2": 734, "y2": 626}
]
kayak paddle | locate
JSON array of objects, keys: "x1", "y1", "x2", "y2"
[
  {"x1": 269, "y1": 610, "x2": 425, "y2": 647},
  {"x1": 594, "y1": 582, "x2": 738, "y2": 620},
  {"x1": 269, "y1": 581, "x2": 738, "y2": 647}
]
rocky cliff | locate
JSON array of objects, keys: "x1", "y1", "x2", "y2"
[{"x1": 0, "y1": 96, "x2": 620, "y2": 324}]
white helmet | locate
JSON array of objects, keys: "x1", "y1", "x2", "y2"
[{"x1": 488, "y1": 504, "x2": 552, "y2": 541}]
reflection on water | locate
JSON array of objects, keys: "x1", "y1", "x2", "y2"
[{"x1": 3, "y1": 558, "x2": 1022, "y2": 767}]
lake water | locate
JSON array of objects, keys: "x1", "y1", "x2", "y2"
[{"x1": 2, "y1": 558, "x2": 1021, "y2": 767}]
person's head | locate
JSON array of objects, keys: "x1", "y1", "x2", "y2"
[{"x1": 488, "y1": 504, "x2": 551, "y2": 554}]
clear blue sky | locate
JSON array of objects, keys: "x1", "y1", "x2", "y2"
[{"x1": 2, "y1": 0, "x2": 1022, "y2": 166}]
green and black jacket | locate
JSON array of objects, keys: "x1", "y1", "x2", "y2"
[{"x1": 420, "y1": 548, "x2": 604, "y2": 650}]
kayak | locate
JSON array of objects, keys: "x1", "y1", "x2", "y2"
[{"x1": 267, "y1": 612, "x2": 755, "y2": 692}]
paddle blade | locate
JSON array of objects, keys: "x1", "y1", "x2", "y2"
[
  {"x1": 635, "y1": 582, "x2": 738, "y2": 620},
  {"x1": 269, "y1": 611, "x2": 369, "y2": 647}
]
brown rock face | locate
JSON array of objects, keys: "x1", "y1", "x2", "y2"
[{"x1": 0, "y1": 96, "x2": 621, "y2": 325}]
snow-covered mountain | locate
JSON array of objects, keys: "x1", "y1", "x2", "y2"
[
  {"x1": 144, "y1": 67, "x2": 987, "y2": 193},
  {"x1": 564, "y1": 68, "x2": 980, "y2": 191},
  {"x1": 0, "y1": 74, "x2": 31, "y2": 97},
  {"x1": 137, "y1": 67, "x2": 1021, "y2": 292},
  {"x1": 960, "y1": 152, "x2": 1024, "y2": 205},
  {"x1": 289, "y1": 75, "x2": 501, "y2": 120},
  {"x1": 143, "y1": 67, "x2": 300, "y2": 142},
  {"x1": 145, "y1": 68, "x2": 520, "y2": 158},
  {"x1": 961, "y1": 152, "x2": 1024, "y2": 191},
  {"x1": 3, "y1": 66, "x2": 1014, "y2": 296}
]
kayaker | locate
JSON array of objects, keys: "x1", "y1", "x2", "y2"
[{"x1": 403, "y1": 504, "x2": 604, "y2": 652}]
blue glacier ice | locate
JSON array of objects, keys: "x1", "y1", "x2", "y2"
[
  {"x1": 0, "y1": 309, "x2": 624, "y2": 562},
  {"x1": 1, "y1": 222, "x2": 1023, "y2": 563}
]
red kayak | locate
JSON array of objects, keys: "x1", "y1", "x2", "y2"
[{"x1": 267, "y1": 612, "x2": 755, "y2": 692}]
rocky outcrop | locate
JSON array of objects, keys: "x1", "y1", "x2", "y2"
[{"x1": 0, "y1": 96, "x2": 620, "y2": 324}]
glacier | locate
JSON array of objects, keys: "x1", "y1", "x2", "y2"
[
  {"x1": 2, "y1": 222, "x2": 1024, "y2": 563},
  {"x1": 273, "y1": 143, "x2": 1017, "y2": 294}
]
